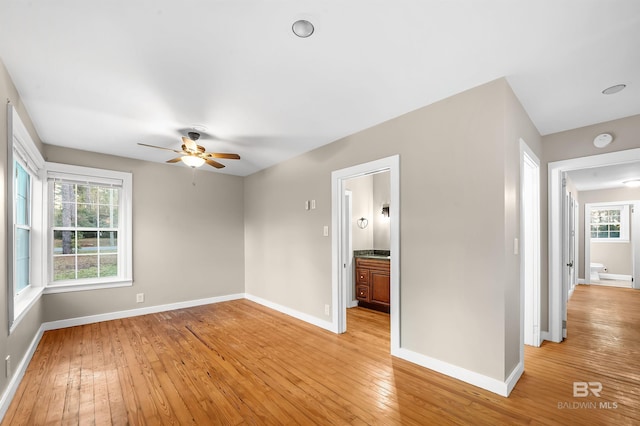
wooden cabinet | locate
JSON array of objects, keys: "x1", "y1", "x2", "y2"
[{"x1": 355, "y1": 257, "x2": 390, "y2": 313}]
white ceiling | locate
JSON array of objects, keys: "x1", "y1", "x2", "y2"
[
  {"x1": 566, "y1": 162, "x2": 640, "y2": 192},
  {"x1": 1, "y1": 1, "x2": 639, "y2": 176}
]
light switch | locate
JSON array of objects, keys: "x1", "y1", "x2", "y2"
[
  {"x1": 514, "y1": 238, "x2": 519, "y2": 255},
  {"x1": 311, "y1": 200, "x2": 316, "y2": 209},
  {"x1": 323, "y1": 226, "x2": 329, "y2": 236},
  {"x1": 305, "y1": 200, "x2": 310, "y2": 210}
]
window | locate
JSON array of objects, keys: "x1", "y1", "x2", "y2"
[
  {"x1": 8, "y1": 104, "x2": 45, "y2": 332},
  {"x1": 46, "y1": 163, "x2": 132, "y2": 291},
  {"x1": 589, "y1": 205, "x2": 629, "y2": 242},
  {"x1": 14, "y1": 160, "x2": 32, "y2": 295}
]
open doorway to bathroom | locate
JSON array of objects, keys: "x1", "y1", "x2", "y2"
[
  {"x1": 331, "y1": 155, "x2": 400, "y2": 353},
  {"x1": 548, "y1": 149, "x2": 640, "y2": 343}
]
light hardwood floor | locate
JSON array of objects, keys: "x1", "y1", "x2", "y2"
[{"x1": 3, "y1": 285, "x2": 639, "y2": 425}]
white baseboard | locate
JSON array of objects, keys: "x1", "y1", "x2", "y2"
[
  {"x1": 540, "y1": 331, "x2": 551, "y2": 343},
  {"x1": 392, "y1": 347, "x2": 521, "y2": 397},
  {"x1": 41, "y1": 293, "x2": 245, "y2": 331},
  {"x1": 599, "y1": 273, "x2": 632, "y2": 281},
  {"x1": 0, "y1": 325, "x2": 45, "y2": 422},
  {"x1": 245, "y1": 294, "x2": 335, "y2": 333},
  {"x1": 348, "y1": 300, "x2": 358, "y2": 308},
  {"x1": 578, "y1": 278, "x2": 587, "y2": 284}
]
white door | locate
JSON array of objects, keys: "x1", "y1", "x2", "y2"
[{"x1": 561, "y1": 183, "x2": 576, "y2": 339}]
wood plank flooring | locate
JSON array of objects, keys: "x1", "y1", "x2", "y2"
[{"x1": 3, "y1": 285, "x2": 639, "y2": 425}]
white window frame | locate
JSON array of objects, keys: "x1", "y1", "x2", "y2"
[
  {"x1": 7, "y1": 105, "x2": 46, "y2": 332},
  {"x1": 45, "y1": 162, "x2": 133, "y2": 293},
  {"x1": 587, "y1": 203, "x2": 630, "y2": 243}
]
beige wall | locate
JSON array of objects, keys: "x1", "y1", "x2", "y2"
[
  {"x1": 0, "y1": 60, "x2": 47, "y2": 402},
  {"x1": 372, "y1": 171, "x2": 390, "y2": 250},
  {"x1": 578, "y1": 187, "x2": 640, "y2": 279},
  {"x1": 245, "y1": 78, "x2": 538, "y2": 382},
  {"x1": 541, "y1": 114, "x2": 640, "y2": 330},
  {"x1": 345, "y1": 174, "x2": 373, "y2": 250},
  {"x1": 42, "y1": 146, "x2": 245, "y2": 322}
]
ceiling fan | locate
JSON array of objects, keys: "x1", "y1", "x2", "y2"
[{"x1": 138, "y1": 132, "x2": 240, "y2": 169}]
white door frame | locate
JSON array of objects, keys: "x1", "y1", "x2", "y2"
[
  {"x1": 520, "y1": 140, "x2": 541, "y2": 348},
  {"x1": 343, "y1": 190, "x2": 357, "y2": 308},
  {"x1": 548, "y1": 148, "x2": 640, "y2": 342},
  {"x1": 331, "y1": 155, "x2": 400, "y2": 351}
]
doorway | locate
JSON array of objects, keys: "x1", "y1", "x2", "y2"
[
  {"x1": 331, "y1": 155, "x2": 400, "y2": 352},
  {"x1": 548, "y1": 148, "x2": 640, "y2": 343}
]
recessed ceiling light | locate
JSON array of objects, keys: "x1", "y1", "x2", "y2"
[
  {"x1": 292, "y1": 20, "x2": 314, "y2": 38},
  {"x1": 593, "y1": 133, "x2": 613, "y2": 148},
  {"x1": 602, "y1": 84, "x2": 626, "y2": 95},
  {"x1": 623, "y1": 179, "x2": 640, "y2": 188}
]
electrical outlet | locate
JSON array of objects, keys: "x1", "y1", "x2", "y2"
[
  {"x1": 136, "y1": 293, "x2": 144, "y2": 303},
  {"x1": 5, "y1": 356, "x2": 10, "y2": 378},
  {"x1": 324, "y1": 304, "x2": 330, "y2": 316}
]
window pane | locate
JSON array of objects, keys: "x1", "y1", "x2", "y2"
[
  {"x1": 98, "y1": 187, "x2": 119, "y2": 205},
  {"x1": 99, "y1": 205, "x2": 118, "y2": 228},
  {"x1": 77, "y1": 255, "x2": 99, "y2": 279},
  {"x1": 77, "y1": 184, "x2": 98, "y2": 203},
  {"x1": 101, "y1": 254, "x2": 118, "y2": 277},
  {"x1": 591, "y1": 231, "x2": 597, "y2": 238},
  {"x1": 15, "y1": 162, "x2": 30, "y2": 226},
  {"x1": 597, "y1": 232, "x2": 608, "y2": 238},
  {"x1": 16, "y1": 228, "x2": 30, "y2": 292},
  {"x1": 77, "y1": 203, "x2": 97, "y2": 227},
  {"x1": 610, "y1": 231, "x2": 620, "y2": 238},
  {"x1": 78, "y1": 231, "x2": 98, "y2": 254},
  {"x1": 100, "y1": 231, "x2": 118, "y2": 253},
  {"x1": 54, "y1": 230, "x2": 76, "y2": 254},
  {"x1": 53, "y1": 256, "x2": 76, "y2": 281}
]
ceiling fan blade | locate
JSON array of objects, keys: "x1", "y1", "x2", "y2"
[
  {"x1": 205, "y1": 158, "x2": 225, "y2": 169},
  {"x1": 208, "y1": 153, "x2": 241, "y2": 160},
  {"x1": 138, "y1": 143, "x2": 183, "y2": 154},
  {"x1": 181, "y1": 136, "x2": 198, "y2": 153},
  {"x1": 166, "y1": 157, "x2": 182, "y2": 163}
]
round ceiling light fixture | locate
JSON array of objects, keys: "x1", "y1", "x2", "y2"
[
  {"x1": 623, "y1": 179, "x2": 640, "y2": 188},
  {"x1": 602, "y1": 84, "x2": 626, "y2": 95},
  {"x1": 593, "y1": 133, "x2": 613, "y2": 148},
  {"x1": 292, "y1": 20, "x2": 314, "y2": 38}
]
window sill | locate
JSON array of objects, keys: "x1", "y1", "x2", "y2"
[
  {"x1": 591, "y1": 239, "x2": 630, "y2": 244},
  {"x1": 11, "y1": 286, "x2": 44, "y2": 334},
  {"x1": 44, "y1": 279, "x2": 133, "y2": 294}
]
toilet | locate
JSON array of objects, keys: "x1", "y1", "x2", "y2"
[{"x1": 590, "y1": 263, "x2": 606, "y2": 283}]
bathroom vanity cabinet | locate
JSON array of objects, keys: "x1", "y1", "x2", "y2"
[{"x1": 355, "y1": 257, "x2": 390, "y2": 313}]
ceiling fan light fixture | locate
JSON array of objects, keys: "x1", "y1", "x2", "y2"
[{"x1": 181, "y1": 155, "x2": 205, "y2": 168}]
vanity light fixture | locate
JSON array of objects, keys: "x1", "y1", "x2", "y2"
[
  {"x1": 381, "y1": 204, "x2": 390, "y2": 218},
  {"x1": 292, "y1": 20, "x2": 314, "y2": 38},
  {"x1": 357, "y1": 217, "x2": 368, "y2": 229},
  {"x1": 623, "y1": 179, "x2": 640, "y2": 188},
  {"x1": 593, "y1": 133, "x2": 613, "y2": 148}
]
